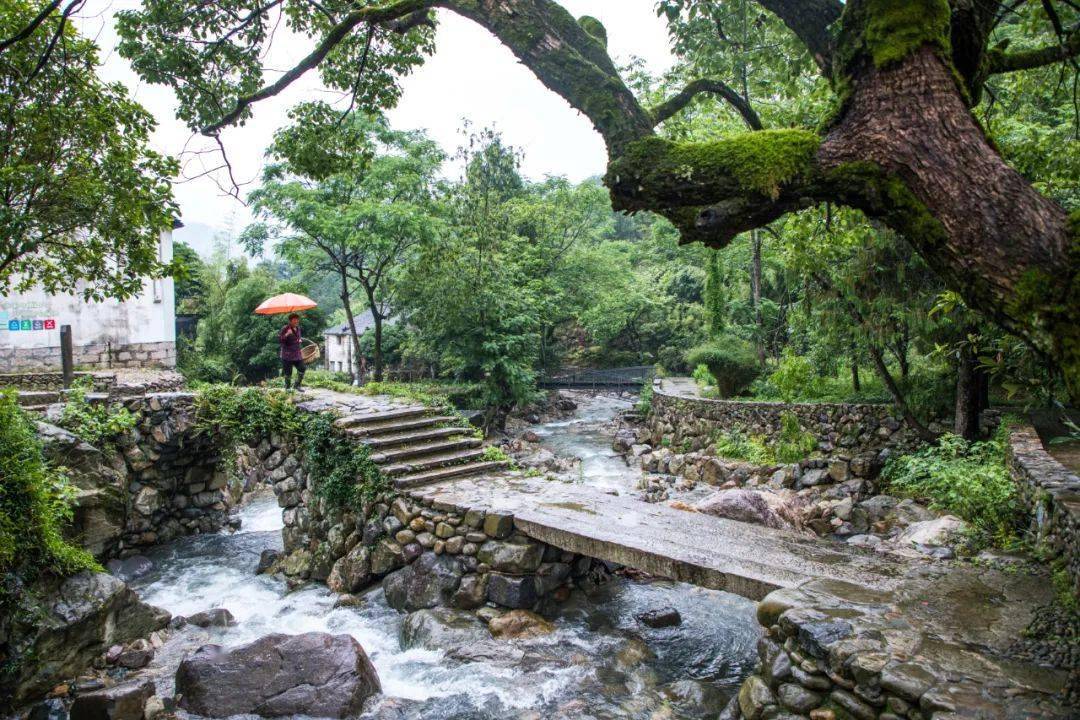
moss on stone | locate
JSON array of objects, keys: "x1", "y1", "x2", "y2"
[
  {"x1": 838, "y1": 0, "x2": 952, "y2": 70},
  {"x1": 609, "y1": 130, "x2": 821, "y2": 204},
  {"x1": 577, "y1": 15, "x2": 607, "y2": 48}
]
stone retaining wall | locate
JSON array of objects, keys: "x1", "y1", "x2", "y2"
[
  {"x1": 649, "y1": 383, "x2": 932, "y2": 475},
  {"x1": 1008, "y1": 425, "x2": 1080, "y2": 595},
  {"x1": 0, "y1": 371, "x2": 113, "y2": 391},
  {"x1": 256, "y1": 435, "x2": 596, "y2": 611},
  {"x1": 0, "y1": 340, "x2": 176, "y2": 371}
]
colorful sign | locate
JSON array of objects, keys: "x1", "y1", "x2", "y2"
[{"x1": 5, "y1": 317, "x2": 57, "y2": 331}]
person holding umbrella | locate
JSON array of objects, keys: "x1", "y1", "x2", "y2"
[
  {"x1": 254, "y1": 292, "x2": 319, "y2": 391},
  {"x1": 279, "y1": 313, "x2": 305, "y2": 390}
]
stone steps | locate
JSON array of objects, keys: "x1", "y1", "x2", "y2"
[
  {"x1": 333, "y1": 406, "x2": 431, "y2": 429},
  {"x1": 342, "y1": 415, "x2": 459, "y2": 438},
  {"x1": 382, "y1": 447, "x2": 489, "y2": 477},
  {"x1": 393, "y1": 460, "x2": 510, "y2": 489},
  {"x1": 364, "y1": 426, "x2": 471, "y2": 449},
  {"x1": 370, "y1": 437, "x2": 482, "y2": 465}
]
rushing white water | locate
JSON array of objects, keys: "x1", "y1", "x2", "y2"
[{"x1": 130, "y1": 393, "x2": 760, "y2": 719}]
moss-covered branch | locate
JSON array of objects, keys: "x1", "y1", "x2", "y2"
[{"x1": 988, "y1": 24, "x2": 1080, "y2": 74}]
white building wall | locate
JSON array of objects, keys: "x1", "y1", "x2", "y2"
[
  {"x1": 324, "y1": 333, "x2": 355, "y2": 374},
  {"x1": 0, "y1": 228, "x2": 177, "y2": 371}
]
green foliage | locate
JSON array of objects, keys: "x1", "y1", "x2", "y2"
[
  {"x1": 686, "y1": 336, "x2": 760, "y2": 397},
  {"x1": 713, "y1": 426, "x2": 772, "y2": 465},
  {"x1": 57, "y1": 380, "x2": 137, "y2": 452},
  {"x1": 0, "y1": 0, "x2": 178, "y2": 300},
  {"x1": 774, "y1": 411, "x2": 818, "y2": 463},
  {"x1": 767, "y1": 352, "x2": 819, "y2": 403},
  {"x1": 691, "y1": 363, "x2": 713, "y2": 388},
  {"x1": 0, "y1": 390, "x2": 100, "y2": 578},
  {"x1": 882, "y1": 423, "x2": 1025, "y2": 546},
  {"x1": 481, "y1": 445, "x2": 512, "y2": 464},
  {"x1": 192, "y1": 384, "x2": 388, "y2": 510},
  {"x1": 636, "y1": 382, "x2": 654, "y2": 415}
]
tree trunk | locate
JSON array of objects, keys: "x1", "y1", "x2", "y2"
[
  {"x1": 867, "y1": 342, "x2": 939, "y2": 443},
  {"x1": 750, "y1": 229, "x2": 765, "y2": 366},
  {"x1": 954, "y1": 343, "x2": 980, "y2": 441},
  {"x1": 372, "y1": 313, "x2": 384, "y2": 382},
  {"x1": 850, "y1": 342, "x2": 861, "y2": 392},
  {"x1": 339, "y1": 273, "x2": 363, "y2": 384}
]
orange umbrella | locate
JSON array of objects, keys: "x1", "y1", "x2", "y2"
[{"x1": 254, "y1": 293, "x2": 318, "y2": 315}]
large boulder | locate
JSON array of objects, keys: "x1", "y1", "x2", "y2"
[
  {"x1": 70, "y1": 679, "x2": 155, "y2": 720},
  {"x1": 382, "y1": 552, "x2": 462, "y2": 612},
  {"x1": 897, "y1": 515, "x2": 966, "y2": 547},
  {"x1": 694, "y1": 489, "x2": 785, "y2": 529},
  {"x1": 8, "y1": 572, "x2": 170, "y2": 702},
  {"x1": 37, "y1": 422, "x2": 127, "y2": 558},
  {"x1": 327, "y1": 545, "x2": 371, "y2": 594},
  {"x1": 175, "y1": 632, "x2": 380, "y2": 718},
  {"x1": 399, "y1": 608, "x2": 490, "y2": 651}
]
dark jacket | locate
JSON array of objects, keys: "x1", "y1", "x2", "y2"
[{"x1": 279, "y1": 324, "x2": 303, "y2": 362}]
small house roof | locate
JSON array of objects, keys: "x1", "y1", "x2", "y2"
[{"x1": 323, "y1": 310, "x2": 395, "y2": 337}]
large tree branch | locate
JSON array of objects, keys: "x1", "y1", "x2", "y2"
[
  {"x1": 649, "y1": 78, "x2": 763, "y2": 130},
  {"x1": 988, "y1": 23, "x2": 1080, "y2": 73},
  {"x1": 201, "y1": 0, "x2": 439, "y2": 135},
  {"x1": 753, "y1": 0, "x2": 842, "y2": 72},
  {"x1": 0, "y1": 0, "x2": 62, "y2": 54}
]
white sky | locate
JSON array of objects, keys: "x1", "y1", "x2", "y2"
[{"x1": 78, "y1": 2, "x2": 675, "y2": 253}]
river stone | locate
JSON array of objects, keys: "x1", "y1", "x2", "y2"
[
  {"x1": 694, "y1": 489, "x2": 784, "y2": 528},
  {"x1": 11, "y1": 572, "x2": 170, "y2": 702},
  {"x1": 897, "y1": 515, "x2": 966, "y2": 547},
  {"x1": 28, "y1": 698, "x2": 66, "y2": 720},
  {"x1": 452, "y1": 573, "x2": 488, "y2": 610},
  {"x1": 798, "y1": 619, "x2": 853, "y2": 658},
  {"x1": 175, "y1": 632, "x2": 380, "y2": 718},
  {"x1": 70, "y1": 678, "x2": 155, "y2": 720},
  {"x1": 399, "y1": 607, "x2": 489, "y2": 651},
  {"x1": 255, "y1": 549, "x2": 280, "y2": 575},
  {"x1": 661, "y1": 679, "x2": 726, "y2": 717},
  {"x1": 186, "y1": 608, "x2": 236, "y2": 628},
  {"x1": 105, "y1": 556, "x2": 153, "y2": 583},
  {"x1": 370, "y1": 539, "x2": 405, "y2": 576},
  {"x1": 486, "y1": 573, "x2": 537, "y2": 609},
  {"x1": 488, "y1": 609, "x2": 555, "y2": 639},
  {"x1": 778, "y1": 682, "x2": 821, "y2": 713},
  {"x1": 737, "y1": 675, "x2": 776, "y2": 720},
  {"x1": 382, "y1": 552, "x2": 462, "y2": 612},
  {"x1": 476, "y1": 540, "x2": 543, "y2": 573},
  {"x1": 483, "y1": 512, "x2": 514, "y2": 539},
  {"x1": 635, "y1": 607, "x2": 682, "y2": 628},
  {"x1": 115, "y1": 639, "x2": 154, "y2": 669},
  {"x1": 327, "y1": 545, "x2": 371, "y2": 594}
]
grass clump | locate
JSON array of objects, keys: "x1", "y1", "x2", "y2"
[
  {"x1": 57, "y1": 378, "x2": 136, "y2": 451},
  {"x1": 774, "y1": 411, "x2": 818, "y2": 463},
  {"x1": 713, "y1": 426, "x2": 772, "y2": 465},
  {"x1": 882, "y1": 422, "x2": 1025, "y2": 547}
]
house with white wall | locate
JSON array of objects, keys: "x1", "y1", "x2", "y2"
[{"x1": 0, "y1": 223, "x2": 180, "y2": 372}]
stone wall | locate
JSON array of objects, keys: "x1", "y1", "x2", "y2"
[
  {"x1": 0, "y1": 371, "x2": 112, "y2": 392},
  {"x1": 37, "y1": 392, "x2": 244, "y2": 560},
  {"x1": 1008, "y1": 425, "x2": 1080, "y2": 595},
  {"x1": 0, "y1": 340, "x2": 176, "y2": 372},
  {"x1": 251, "y1": 434, "x2": 596, "y2": 611},
  {"x1": 1, "y1": 370, "x2": 184, "y2": 397}
]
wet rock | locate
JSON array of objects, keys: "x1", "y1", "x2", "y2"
[
  {"x1": 488, "y1": 609, "x2": 554, "y2": 639},
  {"x1": 70, "y1": 678, "x2": 155, "y2": 720},
  {"x1": 661, "y1": 679, "x2": 726, "y2": 717},
  {"x1": 28, "y1": 698, "x2": 67, "y2": 720},
  {"x1": 452, "y1": 574, "x2": 488, "y2": 610},
  {"x1": 370, "y1": 539, "x2": 406, "y2": 575},
  {"x1": 799, "y1": 468, "x2": 830, "y2": 488},
  {"x1": 115, "y1": 639, "x2": 154, "y2": 669},
  {"x1": 11, "y1": 572, "x2": 170, "y2": 702},
  {"x1": 175, "y1": 632, "x2": 380, "y2": 718},
  {"x1": 105, "y1": 556, "x2": 153, "y2": 583},
  {"x1": 447, "y1": 640, "x2": 526, "y2": 665},
  {"x1": 522, "y1": 430, "x2": 542, "y2": 443},
  {"x1": 142, "y1": 695, "x2": 165, "y2": 720},
  {"x1": 613, "y1": 429, "x2": 636, "y2": 453},
  {"x1": 486, "y1": 573, "x2": 537, "y2": 609},
  {"x1": 897, "y1": 515, "x2": 966, "y2": 547},
  {"x1": 186, "y1": 608, "x2": 236, "y2": 628},
  {"x1": 829, "y1": 689, "x2": 876, "y2": 720},
  {"x1": 476, "y1": 540, "x2": 542, "y2": 574},
  {"x1": 889, "y1": 499, "x2": 935, "y2": 526},
  {"x1": 399, "y1": 607, "x2": 489, "y2": 651},
  {"x1": 327, "y1": 545, "x2": 371, "y2": 594},
  {"x1": 382, "y1": 552, "x2": 462, "y2": 612},
  {"x1": 483, "y1": 513, "x2": 514, "y2": 539},
  {"x1": 778, "y1": 682, "x2": 821, "y2": 713},
  {"x1": 737, "y1": 675, "x2": 776, "y2": 720},
  {"x1": 797, "y1": 619, "x2": 852, "y2": 658},
  {"x1": 255, "y1": 549, "x2": 280, "y2": 575},
  {"x1": 694, "y1": 489, "x2": 784, "y2": 528},
  {"x1": 635, "y1": 607, "x2": 682, "y2": 628}
]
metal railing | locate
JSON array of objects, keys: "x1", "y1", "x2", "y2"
[{"x1": 538, "y1": 365, "x2": 655, "y2": 390}]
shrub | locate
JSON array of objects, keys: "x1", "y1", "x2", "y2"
[
  {"x1": 0, "y1": 391, "x2": 99, "y2": 579},
  {"x1": 713, "y1": 426, "x2": 772, "y2": 465},
  {"x1": 767, "y1": 352, "x2": 819, "y2": 403},
  {"x1": 58, "y1": 378, "x2": 137, "y2": 451},
  {"x1": 691, "y1": 363, "x2": 714, "y2": 388},
  {"x1": 774, "y1": 411, "x2": 818, "y2": 463},
  {"x1": 636, "y1": 381, "x2": 654, "y2": 414},
  {"x1": 882, "y1": 423, "x2": 1025, "y2": 547},
  {"x1": 686, "y1": 336, "x2": 760, "y2": 398}
]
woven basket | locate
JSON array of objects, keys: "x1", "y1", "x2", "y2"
[{"x1": 301, "y1": 340, "x2": 321, "y2": 363}]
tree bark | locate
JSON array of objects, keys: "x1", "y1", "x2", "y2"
[
  {"x1": 850, "y1": 341, "x2": 861, "y2": 392},
  {"x1": 339, "y1": 273, "x2": 363, "y2": 384},
  {"x1": 867, "y1": 342, "x2": 940, "y2": 443},
  {"x1": 954, "y1": 343, "x2": 981, "y2": 441},
  {"x1": 372, "y1": 312, "x2": 384, "y2": 382},
  {"x1": 750, "y1": 229, "x2": 765, "y2": 366}
]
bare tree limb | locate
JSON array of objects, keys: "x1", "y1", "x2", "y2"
[
  {"x1": 0, "y1": 0, "x2": 62, "y2": 54},
  {"x1": 753, "y1": 0, "x2": 842, "y2": 72},
  {"x1": 650, "y1": 78, "x2": 764, "y2": 130},
  {"x1": 201, "y1": 0, "x2": 439, "y2": 135}
]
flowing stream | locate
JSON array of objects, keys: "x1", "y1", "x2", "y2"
[{"x1": 130, "y1": 393, "x2": 760, "y2": 719}]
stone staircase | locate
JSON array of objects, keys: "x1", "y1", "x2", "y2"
[
  {"x1": 14, "y1": 389, "x2": 110, "y2": 412},
  {"x1": 333, "y1": 407, "x2": 507, "y2": 490}
]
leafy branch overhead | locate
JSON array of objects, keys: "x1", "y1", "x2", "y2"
[{"x1": 0, "y1": 1, "x2": 1041, "y2": 400}]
